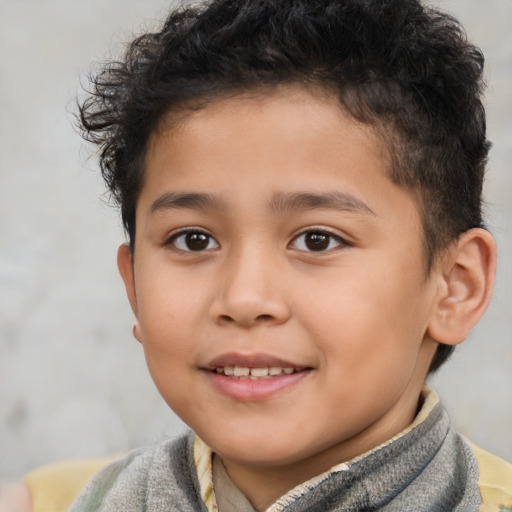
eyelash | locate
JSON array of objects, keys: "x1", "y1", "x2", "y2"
[{"x1": 165, "y1": 228, "x2": 348, "y2": 253}]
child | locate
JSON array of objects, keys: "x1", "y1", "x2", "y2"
[{"x1": 67, "y1": 0, "x2": 512, "y2": 510}]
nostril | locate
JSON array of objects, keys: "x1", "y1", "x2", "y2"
[
  {"x1": 256, "y1": 314, "x2": 275, "y2": 322},
  {"x1": 209, "y1": 290, "x2": 290, "y2": 327},
  {"x1": 217, "y1": 313, "x2": 276, "y2": 326}
]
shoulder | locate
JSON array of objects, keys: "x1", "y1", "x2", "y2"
[
  {"x1": 68, "y1": 431, "x2": 205, "y2": 512},
  {"x1": 465, "y1": 439, "x2": 512, "y2": 512}
]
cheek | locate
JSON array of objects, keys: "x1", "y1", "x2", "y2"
[
  {"x1": 137, "y1": 292, "x2": 200, "y2": 411},
  {"x1": 135, "y1": 280, "x2": 199, "y2": 362},
  {"x1": 137, "y1": 259, "x2": 204, "y2": 323},
  {"x1": 297, "y1": 266, "x2": 427, "y2": 371}
]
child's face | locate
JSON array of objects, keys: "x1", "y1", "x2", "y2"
[{"x1": 120, "y1": 86, "x2": 440, "y2": 473}]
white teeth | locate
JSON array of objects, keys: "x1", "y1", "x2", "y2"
[
  {"x1": 250, "y1": 368, "x2": 269, "y2": 377},
  {"x1": 215, "y1": 366, "x2": 297, "y2": 378},
  {"x1": 233, "y1": 366, "x2": 250, "y2": 377}
]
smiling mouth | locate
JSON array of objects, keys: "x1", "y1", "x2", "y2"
[
  {"x1": 206, "y1": 358, "x2": 311, "y2": 400},
  {"x1": 213, "y1": 366, "x2": 299, "y2": 379}
]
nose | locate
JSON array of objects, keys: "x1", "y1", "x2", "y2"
[{"x1": 209, "y1": 245, "x2": 290, "y2": 328}]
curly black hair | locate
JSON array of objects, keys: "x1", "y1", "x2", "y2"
[{"x1": 79, "y1": 0, "x2": 489, "y2": 373}]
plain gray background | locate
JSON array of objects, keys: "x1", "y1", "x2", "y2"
[{"x1": 0, "y1": 0, "x2": 511, "y2": 479}]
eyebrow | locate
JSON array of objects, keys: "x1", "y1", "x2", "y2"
[
  {"x1": 149, "y1": 192, "x2": 225, "y2": 214},
  {"x1": 149, "y1": 190, "x2": 375, "y2": 216},
  {"x1": 268, "y1": 191, "x2": 375, "y2": 215}
]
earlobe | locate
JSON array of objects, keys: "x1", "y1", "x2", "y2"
[
  {"x1": 117, "y1": 244, "x2": 143, "y2": 343},
  {"x1": 427, "y1": 228, "x2": 496, "y2": 346}
]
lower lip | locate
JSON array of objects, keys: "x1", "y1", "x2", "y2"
[{"x1": 205, "y1": 370, "x2": 311, "y2": 401}]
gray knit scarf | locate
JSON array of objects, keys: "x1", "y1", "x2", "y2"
[{"x1": 68, "y1": 401, "x2": 481, "y2": 511}]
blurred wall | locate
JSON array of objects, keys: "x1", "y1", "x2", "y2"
[{"x1": 0, "y1": 0, "x2": 510, "y2": 478}]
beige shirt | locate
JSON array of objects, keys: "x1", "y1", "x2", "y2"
[{"x1": 212, "y1": 454, "x2": 257, "y2": 512}]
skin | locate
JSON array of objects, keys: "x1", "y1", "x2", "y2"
[{"x1": 118, "y1": 86, "x2": 495, "y2": 511}]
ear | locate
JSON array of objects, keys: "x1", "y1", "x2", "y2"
[
  {"x1": 427, "y1": 228, "x2": 496, "y2": 345},
  {"x1": 117, "y1": 244, "x2": 143, "y2": 343}
]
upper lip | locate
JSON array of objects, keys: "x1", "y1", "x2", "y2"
[{"x1": 205, "y1": 352, "x2": 307, "y2": 371}]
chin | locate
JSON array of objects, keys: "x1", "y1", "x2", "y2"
[{"x1": 202, "y1": 429, "x2": 300, "y2": 465}]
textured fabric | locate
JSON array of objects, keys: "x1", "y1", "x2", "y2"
[
  {"x1": 467, "y1": 440, "x2": 512, "y2": 512},
  {"x1": 268, "y1": 401, "x2": 481, "y2": 512},
  {"x1": 67, "y1": 434, "x2": 207, "y2": 512},
  {"x1": 67, "y1": 388, "x2": 506, "y2": 512},
  {"x1": 195, "y1": 436, "x2": 217, "y2": 512}
]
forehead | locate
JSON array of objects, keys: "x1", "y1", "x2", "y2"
[
  {"x1": 147, "y1": 86, "x2": 389, "y2": 180},
  {"x1": 141, "y1": 86, "x2": 419, "y2": 226}
]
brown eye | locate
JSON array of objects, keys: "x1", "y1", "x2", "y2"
[
  {"x1": 290, "y1": 230, "x2": 345, "y2": 252},
  {"x1": 185, "y1": 232, "x2": 209, "y2": 250},
  {"x1": 304, "y1": 232, "x2": 330, "y2": 251},
  {"x1": 170, "y1": 231, "x2": 219, "y2": 252}
]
